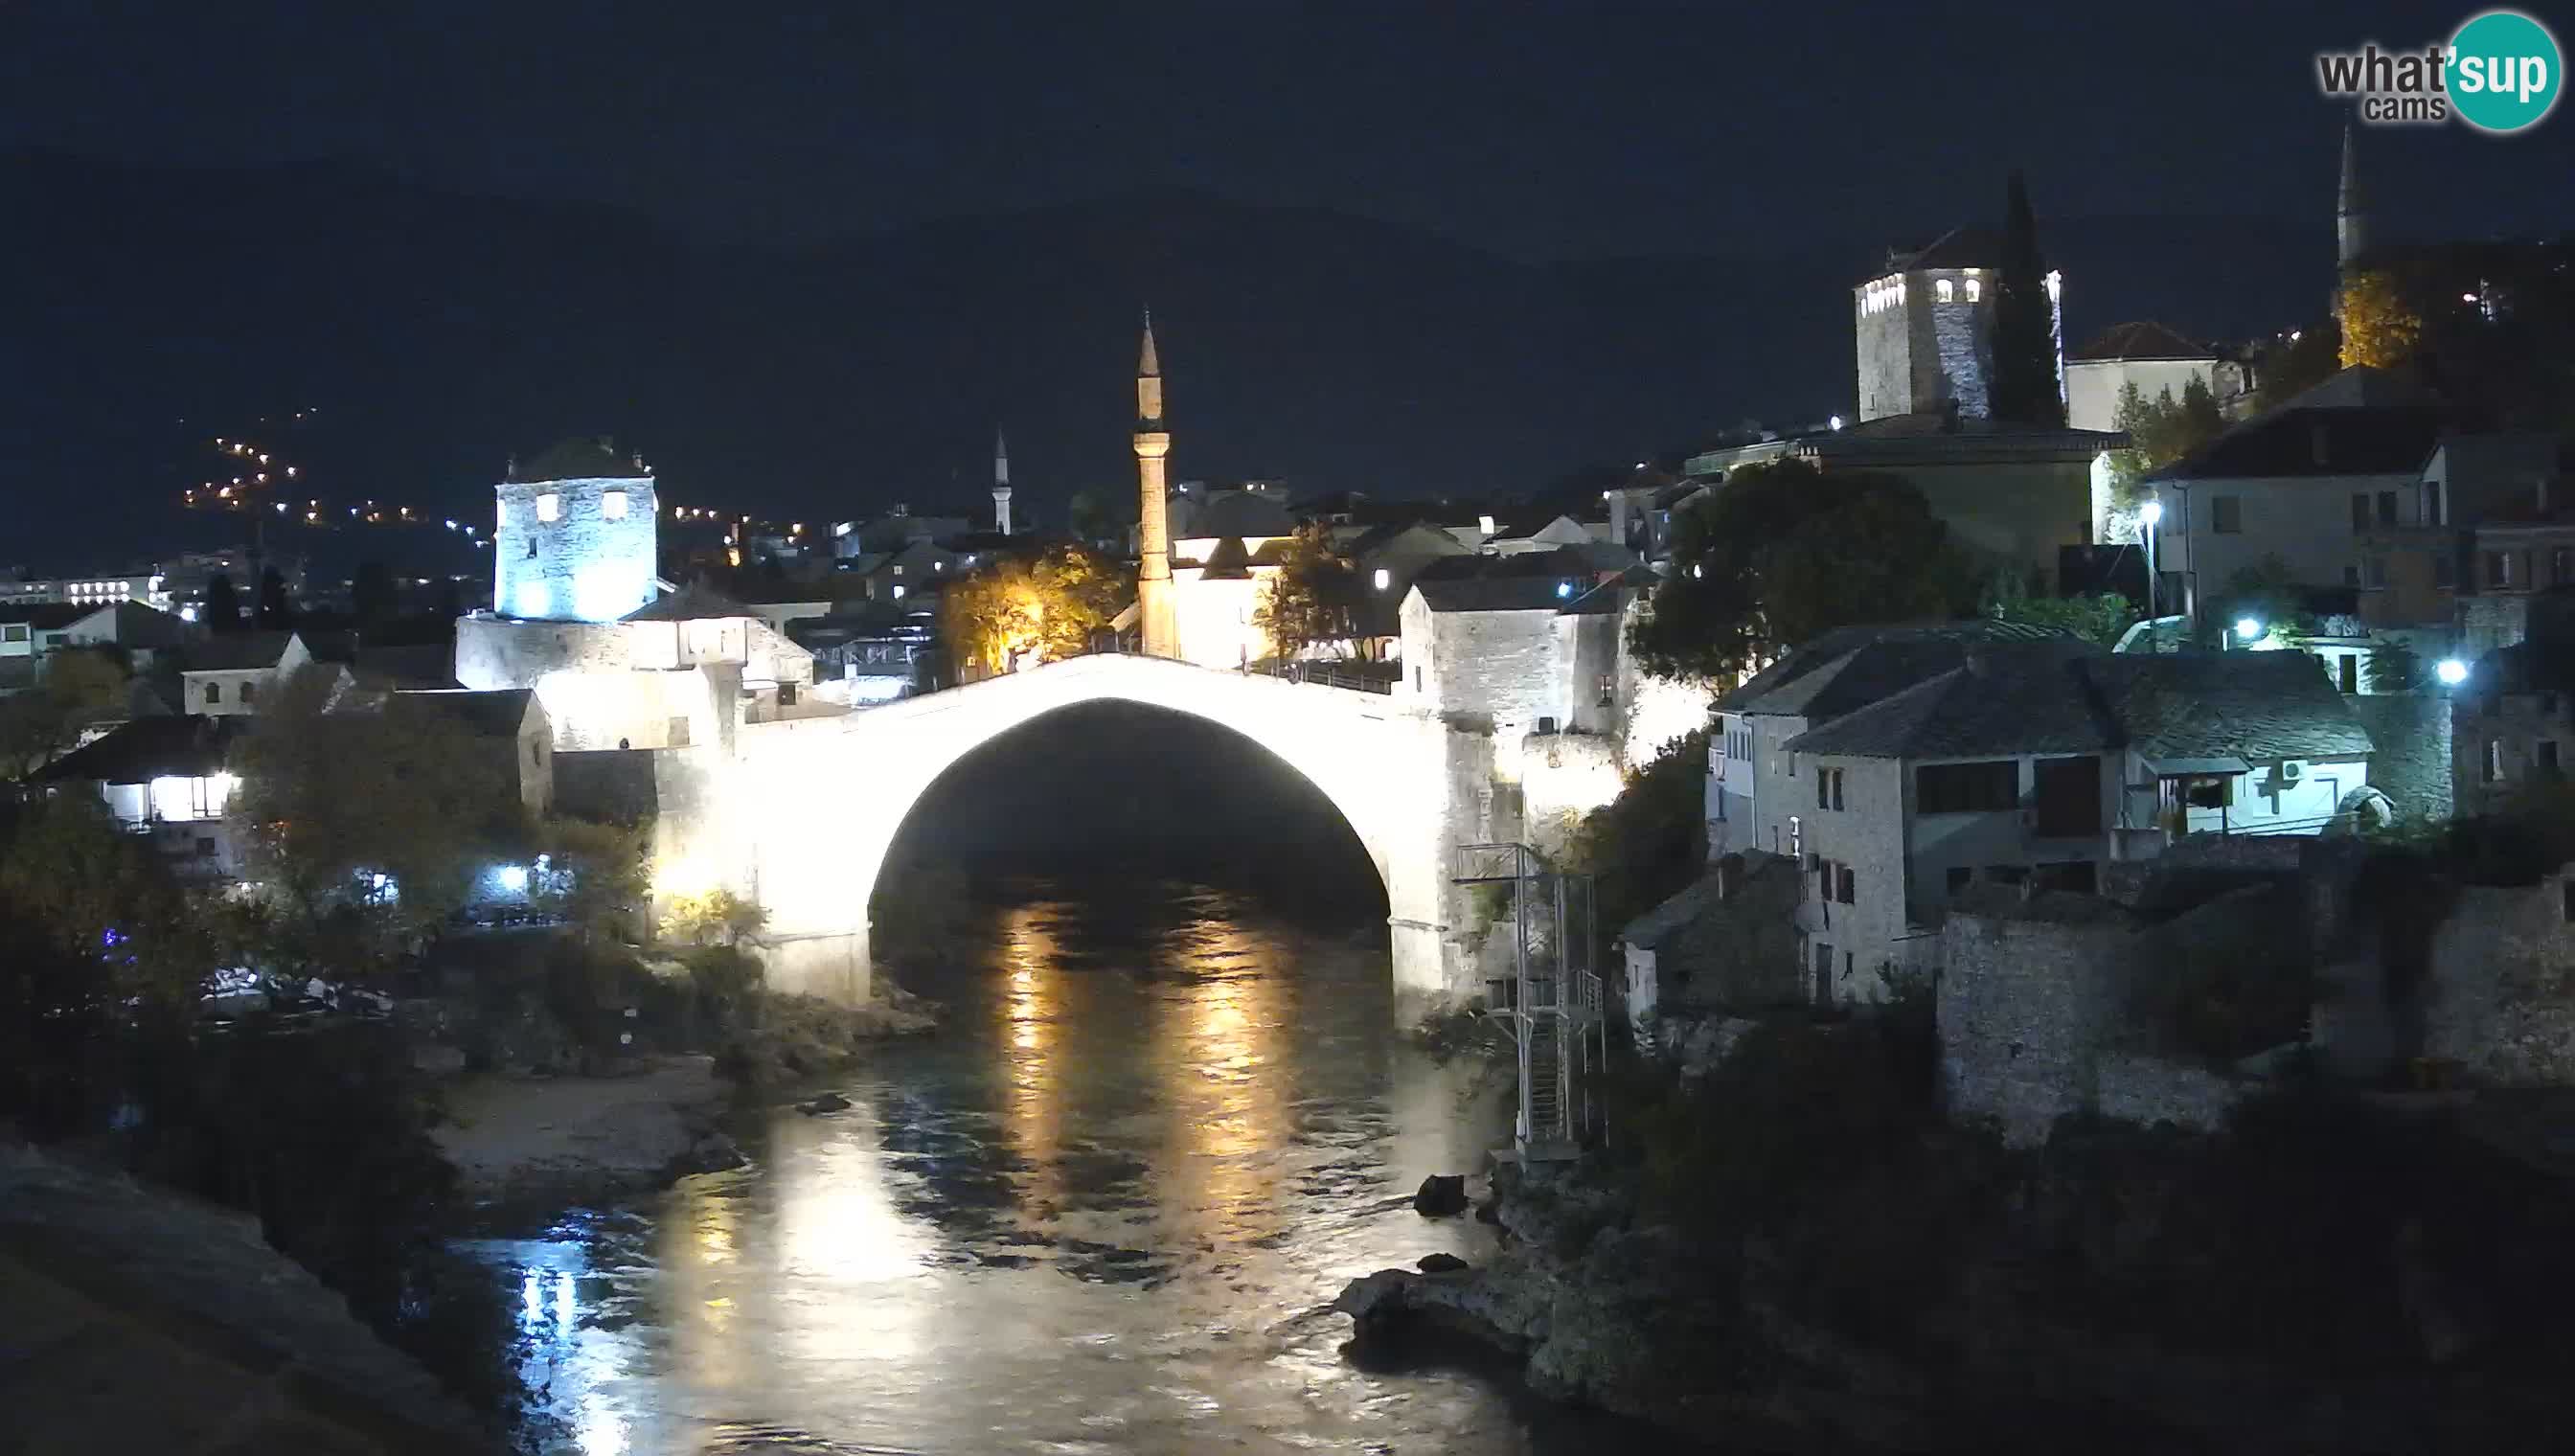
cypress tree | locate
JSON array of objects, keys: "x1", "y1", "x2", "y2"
[
  {"x1": 1989, "y1": 171, "x2": 2064, "y2": 426},
  {"x1": 201, "y1": 573, "x2": 242, "y2": 632},
  {"x1": 256, "y1": 566, "x2": 291, "y2": 629}
]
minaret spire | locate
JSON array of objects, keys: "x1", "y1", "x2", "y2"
[
  {"x1": 2336, "y1": 122, "x2": 2369, "y2": 270},
  {"x1": 991, "y1": 426, "x2": 1013, "y2": 536},
  {"x1": 1132, "y1": 310, "x2": 1177, "y2": 658}
]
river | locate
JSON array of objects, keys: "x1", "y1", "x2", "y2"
[{"x1": 452, "y1": 876, "x2": 1676, "y2": 1454}]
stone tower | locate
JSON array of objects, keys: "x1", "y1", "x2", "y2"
[
  {"x1": 991, "y1": 427, "x2": 1014, "y2": 536},
  {"x1": 2336, "y1": 123, "x2": 2370, "y2": 272},
  {"x1": 1133, "y1": 312, "x2": 1178, "y2": 658},
  {"x1": 491, "y1": 436, "x2": 658, "y2": 623},
  {"x1": 1851, "y1": 229, "x2": 2055, "y2": 423}
]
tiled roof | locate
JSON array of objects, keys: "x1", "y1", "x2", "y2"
[
  {"x1": 385, "y1": 688, "x2": 538, "y2": 738},
  {"x1": 40, "y1": 715, "x2": 249, "y2": 785},
  {"x1": 623, "y1": 585, "x2": 754, "y2": 622},
  {"x1": 1719, "y1": 620, "x2": 2083, "y2": 717},
  {"x1": 180, "y1": 630, "x2": 298, "y2": 672},
  {"x1": 2153, "y1": 404, "x2": 2450, "y2": 481},
  {"x1": 1784, "y1": 648, "x2": 2373, "y2": 762},
  {"x1": 2071, "y1": 321, "x2": 2216, "y2": 363}
]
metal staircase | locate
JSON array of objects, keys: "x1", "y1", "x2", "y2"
[{"x1": 1453, "y1": 842, "x2": 1603, "y2": 1160}]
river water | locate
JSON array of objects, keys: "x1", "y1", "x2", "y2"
[{"x1": 455, "y1": 877, "x2": 1674, "y2": 1455}]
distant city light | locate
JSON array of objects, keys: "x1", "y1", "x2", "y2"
[
  {"x1": 2436, "y1": 658, "x2": 2470, "y2": 686},
  {"x1": 1556, "y1": 580, "x2": 1574, "y2": 599}
]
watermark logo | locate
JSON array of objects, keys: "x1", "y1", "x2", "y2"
[{"x1": 2315, "y1": 9, "x2": 2561, "y2": 133}]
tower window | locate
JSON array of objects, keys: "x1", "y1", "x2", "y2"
[
  {"x1": 1936, "y1": 279, "x2": 1954, "y2": 304},
  {"x1": 602, "y1": 489, "x2": 628, "y2": 520},
  {"x1": 536, "y1": 492, "x2": 561, "y2": 523},
  {"x1": 1965, "y1": 278, "x2": 1983, "y2": 303}
]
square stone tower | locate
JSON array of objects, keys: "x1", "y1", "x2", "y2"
[
  {"x1": 1854, "y1": 228, "x2": 2062, "y2": 422},
  {"x1": 493, "y1": 437, "x2": 660, "y2": 622}
]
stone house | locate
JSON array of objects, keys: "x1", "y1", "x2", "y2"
[
  {"x1": 178, "y1": 630, "x2": 328, "y2": 716},
  {"x1": 1782, "y1": 646, "x2": 2374, "y2": 1006},
  {"x1": 385, "y1": 688, "x2": 554, "y2": 816},
  {"x1": 38, "y1": 715, "x2": 254, "y2": 880},
  {"x1": 2450, "y1": 590, "x2": 2575, "y2": 817},
  {"x1": 1618, "y1": 850, "x2": 1804, "y2": 1038},
  {"x1": 2356, "y1": 431, "x2": 2564, "y2": 638}
]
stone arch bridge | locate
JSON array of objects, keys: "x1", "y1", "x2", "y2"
[{"x1": 662, "y1": 654, "x2": 1501, "y2": 1019}]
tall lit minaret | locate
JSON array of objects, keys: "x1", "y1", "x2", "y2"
[
  {"x1": 2336, "y1": 123, "x2": 2370, "y2": 272},
  {"x1": 1133, "y1": 310, "x2": 1178, "y2": 658},
  {"x1": 991, "y1": 427, "x2": 1014, "y2": 535}
]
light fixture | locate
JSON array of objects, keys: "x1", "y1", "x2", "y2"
[
  {"x1": 2435, "y1": 657, "x2": 2469, "y2": 686},
  {"x1": 2139, "y1": 499, "x2": 2164, "y2": 527},
  {"x1": 2235, "y1": 617, "x2": 2263, "y2": 641},
  {"x1": 496, "y1": 864, "x2": 529, "y2": 892}
]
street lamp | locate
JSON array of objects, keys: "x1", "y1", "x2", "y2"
[
  {"x1": 2139, "y1": 499, "x2": 2164, "y2": 647},
  {"x1": 2235, "y1": 616, "x2": 2264, "y2": 644},
  {"x1": 2435, "y1": 657, "x2": 2470, "y2": 686}
]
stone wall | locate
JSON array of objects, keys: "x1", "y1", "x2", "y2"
[
  {"x1": 1929, "y1": 291, "x2": 1993, "y2": 420},
  {"x1": 2450, "y1": 690, "x2": 2570, "y2": 820},
  {"x1": 2350, "y1": 692, "x2": 2453, "y2": 824},
  {"x1": 2425, "y1": 875, "x2": 2575, "y2": 1084},
  {"x1": 1521, "y1": 730, "x2": 1622, "y2": 858},
  {"x1": 1424, "y1": 607, "x2": 1570, "y2": 777},
  {"x1": 1940, "y1": 902, "x2": 2140, "y2": 1147},
  {"x1": 2092, "y1": 1051, "x2": 2244, "y2": 1133}
]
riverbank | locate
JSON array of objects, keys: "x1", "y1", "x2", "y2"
[
  {"x1": 1335, "y1": 1029, "x2": 2575, "y2": 1451},
  {"x1": 432, "y1": 1054, "x2": 742, "y2": 1207}
]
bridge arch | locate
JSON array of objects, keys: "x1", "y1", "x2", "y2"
[{"x1": 698, "y1": 655, "x2": 1485, "y2": 1018}]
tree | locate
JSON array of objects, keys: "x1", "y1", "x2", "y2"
[
  {"x1": 2339, "y1": 267, "x2": 2425, "y2": 371},
  {"x1": 1252, "y1": 521, "x2": 1359, "y2": 665},
  {"x1": 0, "y1": 646, "x2": 130, "y2": 784},
  {"x1": 1988, "y1": 170, "x2": 2065, "y2": 427},
  {"x1": 2101, "y1": 377, "x2": 2225, "y2": 523},
  {"x1": 536, "y1": 816, "x2": 651, "y2": 944},
  {"x1": 1984, "y1": 577, "x2": 2138, "y2": 648},
  {"x1": 202, "y1": 573, "x2": 243, "y2": 633},
  {"x1": 0, "y1": 792, "x2": 202, "y2": 1006},
  {"x1": 351, "y1": 559, "x2": 397, "y2": 629},
  {"x1": 256, "y1": 565, "x2": 291, "y2": 629},
  {"x1": 659, "y1": 888, "x2": 766, "y2": 947},
  {"x1": 1629, "y1": 459, "x2": 1971, "y2": 682},
  {"x1": 1067, "y1": 489, "x2": 1132, "y2": 547},
  {"x1": 2251, "y1": 321, "x2": 2343, "y2": 415},
  {"x1": 940, "y1": 543, "x2": 1130, "y2": 676},
  {"x1": 232, "y1": 666, "x2": 520, "y2": 974},
  {"x1": 2365, "y1": 636, "x2": 2427, "y2": 694}
]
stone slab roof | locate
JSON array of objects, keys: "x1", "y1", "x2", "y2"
[
  {"x1": 1719, "y1": 620, "x2": 2083, "y2": 718},
  {"x1": 2071, "y1": 321, "x2": 2216, "y2": 363},
  {"x1": 2154, "y1": 403, "x2": 2450, "y2": 482},
  {"x1": 385, "y1": 687, "x2": 537, "y2": 738},
  {"x1": 179, "y1": 629, "x2": 299, "y2": 672},
  {"x1": 39, "y1": 714, "x2": 249, "y2": 784},
  {"x1": 623, "y1": 585, "x2": 754, "y2": 622}
]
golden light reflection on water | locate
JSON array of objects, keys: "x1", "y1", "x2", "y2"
[
  {"x1": 1154, "y1": 918, "x2": 1293, "y2": 1245},
  {"x1": 999, "y1": 903, "x2": 1063, "y2": 1208}
]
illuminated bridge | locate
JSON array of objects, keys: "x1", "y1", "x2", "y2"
[{"x1": 665, "y1": 653, "x2": 1504, "y2": 1020}]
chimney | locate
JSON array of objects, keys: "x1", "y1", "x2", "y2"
[{"x1": 1716, "y1": 853, "x2": 1743, "y2": 901}]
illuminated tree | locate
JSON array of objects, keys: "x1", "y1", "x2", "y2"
[
  {"x1": 1989, "y1": 170, "x2": 2065, "y2": 427},
  {"x1": 1253, "y1": 522, "x2": 1360, "y2": 664},
  {"x1": 941, "y1": 543, "x2": 1130, "y2": 676},
  {"x1": 659, "y1": 888, "x2": 766, "y2": 947},
  {"x1": 2339, "y1": 267, "x2": 2425, "y2": 370}
]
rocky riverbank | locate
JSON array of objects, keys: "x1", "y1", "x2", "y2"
[
  {"x1": 432, "y1": 1053, "x2": 744, "y2": 1207},
  {"x1": 1335, "y1": 1105, "x2": 2575, "y2": 1452}
]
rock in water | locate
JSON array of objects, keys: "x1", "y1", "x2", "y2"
[
  {"x1": 1414, "y1": 1173, "x2": 1469, "y2": 1217},
  {"x1": 798, "y1": 1092, "x2": 852, "y2": 1115},
  {"x1": 1417, "y1": 1252, "x2": 1470, "y2": 1274}
]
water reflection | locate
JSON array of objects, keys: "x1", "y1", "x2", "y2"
[{"x1": 462, "y1": 881, "x2": 1654, "y2": 1454}]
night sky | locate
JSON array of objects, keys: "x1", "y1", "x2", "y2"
[{"x1": 6, "y1": 3, "x2": 2572, "y2": 559}]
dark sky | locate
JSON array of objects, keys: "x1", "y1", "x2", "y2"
[{"x1": 8, "y1": 1, "x2": 2569, "y2": 259}]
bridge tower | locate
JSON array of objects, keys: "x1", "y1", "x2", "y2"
[{"x1": 1133, "y1": 311, "x2": 1179, "y2": 658}]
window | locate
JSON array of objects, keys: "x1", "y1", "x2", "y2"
[
  {"x1": 778, "y1": 682, "x2": 797, "y2": 707},
  {"x1": 893, "y1": 564, "x2": 903, "y2": 576},
  {"x1": 2487, "y1": 551, "x2": 2512, "y2": 588},
  {"x1": 602, "y1": 489, "x2": 628, "y2": 520},
  {"x1": 1915, "y1": 760, "x2": 2018, "y2": 814},
  {"x1": 1832, "y1": 769, "x2": 1844, "y2": 810},
  {"x1": 2484, "y1": 740, "x2": 2502, "y2": 784},
  {"x1": 1965, "y1": 277, "x2": 1982, "y2": 303},
  {"x1": 2366, "y1": 556, "x2": 2388, "y2": 589},
  {"x1": 2351, "y1": 493, "x2": 2371, "y2": 531},
  {"x1": 239, "y1": 681, "x2": 255, "y2": 705},
  {"x1": 1836, "y1": 865, "x2": 1856, "y2": 904},
  {"x1": 2539, "y1": 739, "x2": 2561, "y2": 776},
  {"x1": 203, "y1": 681, "x2": 221, "y2": 704},
  {"x1": 1817, "y1": 768, "x2": 1831, "y2": 808},
  {"x1": 1, "y1": 625, "x2": 24, "y2": 643},
  {"x1": 536, "y1": 492, "x2": 561, "y2": 523},
  {"x1": 2183, "y1": 776, "x2": 2233, "y2": 808},
  {"x1": 1373, "y1": 567, "x2": 1391, "y2": 591},
  {"x1": 1597, "y1": 673, "x2": 1615, "y2": 708},
  {"x1": 1812, "y1": 943, "x2": 1833, "y2": 1007},
  {"x1": 2211, "y1": 496, "x2": 2242, "y2": 534},
  {"x1": 669, "y1": 717, "x2": 692, "y2": 747},
  {"x1": 2425, "y1": 480, "x2": 2444, "y2": 525},
  {"x1": 2339, "y1": 654, "x2": 2359, "y2": 694},
  {"x1": 2032, "y1": 756, "x2": 2103, "y2": 836},
  {"x1": 2377, "y1": 490, "x2": 2399, "y2": 526},
  {"x1": 2554, "y1": 548, "x2": 2573, "y2": 586},
  {"x1": 1936, "y1": 278, "x2": 1954, "y2": 303}
]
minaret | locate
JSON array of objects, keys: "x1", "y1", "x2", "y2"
[
  {"x1": 1133, "y1": 311, "x2": 1178, "y2": 658},
  {"x1": 991, "y1": 427, "x2": 1014, "y2": 536},
  {"x1": 2336, "y1": 123, "x2": 2370, "y2": 271}
]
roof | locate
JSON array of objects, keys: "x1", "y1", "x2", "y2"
[
  {"x1": 40, "y1": 715, "x2": 249, "y2": 785},
  {"x1": 1413, "y1": 576, "x2": 1578, "y2": 613},
  {"x1": 1720, "y1": 620, "x2": 2084, "y2": 718},
  {"x1": 517, "y1": 436, "x2": 649, "y2": 482},
  {"x1": 2153, "y1": 403, "x2": 2450, "y2": 482},
  {"x1": 1873, "y1": 226, "x2": 2005, "y2": 278},
  {"x1": 351, "y1": 643, "x2": 461, "y2": 691},
  {"x1": 179, "y1": 630, "x2": 298, "y2": 672},
  {"x1": 385, "y1": 688, "x2": 539, "y2": 738},
  {"x1": 1184, "y1": 490, "x2": 1295, "y2": 539},
  {"x1": 623, "y1": 585, "x2": 754, "y2": 622},
  {"x1": 2071, "y1": 321, "x2": 2216, "y2": 363},
  {"x1": 1196, "y1": 535, "x2": 1257, "y2": 580},
  {"x1": 1784, "y1": 648, "x2": 2373, "y2": 762},
  {"x1": 0, "y1": 603, "x2": 85, "y2": 630}
]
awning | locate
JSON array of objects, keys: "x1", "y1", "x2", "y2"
[{"x1": 2146, "y1": 755, "x2": 2251, "y2": 777}]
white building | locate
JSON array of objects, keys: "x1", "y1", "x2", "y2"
[
  {"x1": 2063, "y1": 322, "x2": 2220, "y2": 434},
  {"x1": 39, "y1": 716, "x2": 254, "y2": 881},
  {"x1": 179, "y1": 630, "x2": 325, "y2": 716},
  {"x1": 1780, "y1": 646, "x2": 2375, "y2": 1007}
]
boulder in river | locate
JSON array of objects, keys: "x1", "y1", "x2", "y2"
[
  {"x1": 798, "y1": 1092, "x2": 853, "y2": 1115},
  {"x1": 1413, "y1": 1172, "x2": 1469, "y2": 1217},
  {"x1": 1417, "y1": 1252, "x2": 1470, "y2": 1274}
]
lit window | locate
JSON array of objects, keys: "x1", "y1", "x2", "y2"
[
  {"x1": 536, "y1": 492, "x2": 561, "y2": 522},
  {"x1": 1374, "y1": 568, "x2": 1391, "y2": 591},
  {"x1": 602, "y1": 489, "x2": 628, "y2": 520},
  {"x1": 892, "y1": 584, "x2": 906, "y2": 600},
  {"x1": 1966, "y1": 278, "x2": 1982, "y2": 303},
  {"x1": 1936, "y1": 279, "x2": 1954, "y2": 303}
]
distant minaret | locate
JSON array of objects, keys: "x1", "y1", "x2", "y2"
[
  {"x1": 1133, "y1": 311, "x2": 1178, "y2": 658},
  {"x1": 991, "y1": 427, "x2": 1014, "y2": 536},
  {"x1": 2336, "y1": 123, "x2": 2370, "y2": 271}
]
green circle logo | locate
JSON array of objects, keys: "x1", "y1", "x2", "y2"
[{"x1": 2449, "y1": 10, "x2": 2562, "y2": 133}]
